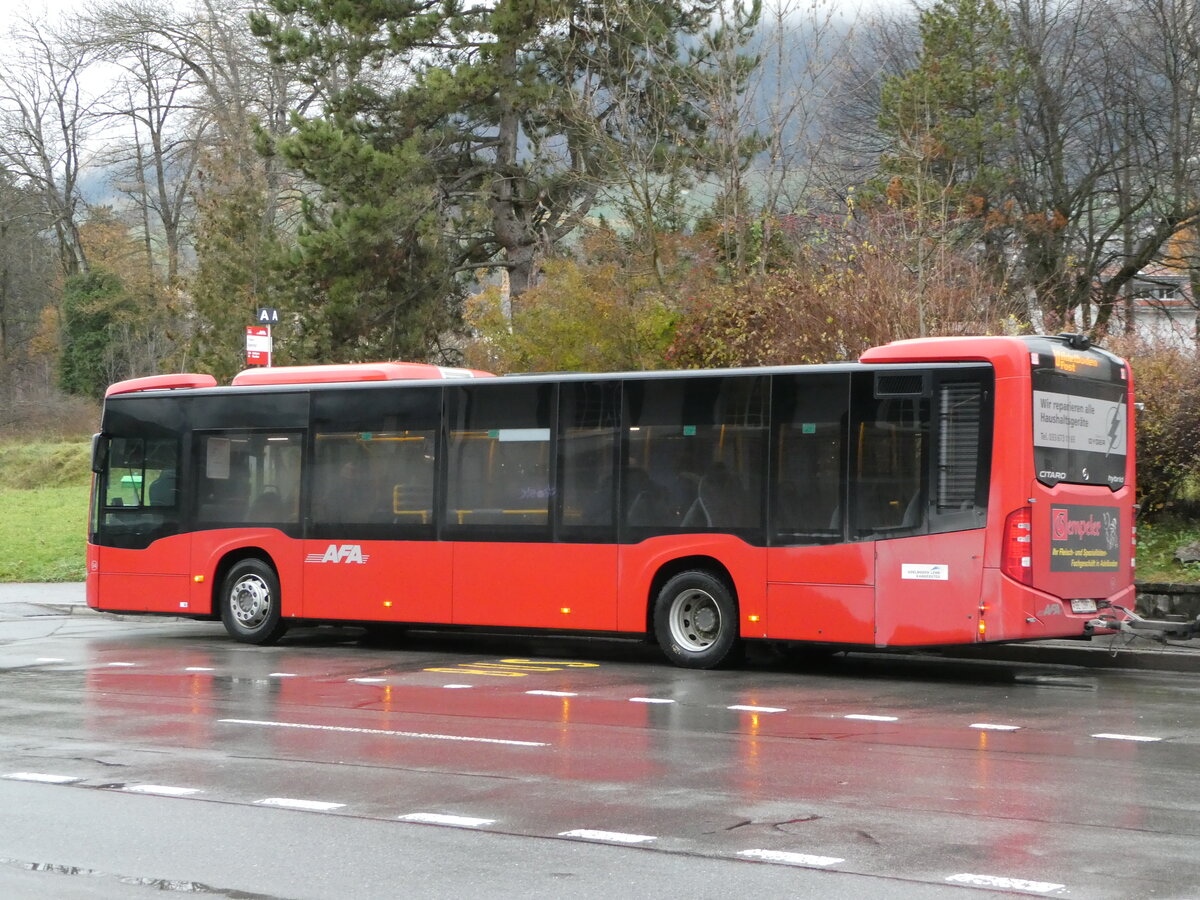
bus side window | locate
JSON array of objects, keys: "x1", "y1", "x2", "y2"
[
  {"x1": 851, "y1": 376, "x2": 929, "y2": 539},
  {"x1": 929, "y1": 376, "x2": 990, "y2": 534},
  {"x1": 558, "y1": 382, "x2": 618, "y2": 541},
  {"x1": 623, "y1": 376, "x2": 767, "y2": 538},
  {"x1": 770, "y1": 373, "x2": 849, "y2": 545},
  {"x1": 445, "y1": 383, "x2": 553, "y2": 536}
]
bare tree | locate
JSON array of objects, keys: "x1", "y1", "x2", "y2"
[
  {"x1": 89, "y1": 29, "x2": 201, "y2": 286},
  {"x1": 0, "y1": 16, "x2": 101, "y2": 278}
]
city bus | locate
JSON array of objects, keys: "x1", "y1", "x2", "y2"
[{"x1": 87, "y1": 334, "x2": 1137, "y2": 668}]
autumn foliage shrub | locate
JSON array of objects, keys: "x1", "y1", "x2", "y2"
[
  {"x1": 668, "y1": 210, "x2": 1013, "y2": 367},
  {"x1": 1121, "y1": 346, "x2": 1200, "y2": 518}
]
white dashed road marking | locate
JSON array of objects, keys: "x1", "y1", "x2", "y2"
[
  {"x1": 220, "y1": 718, "x2": 548, "y2": 747},
  {"x1": 122, "y1": 785, "x2": 201, "y2": 797},
  {"x1": 630, "y1": 697, "x2": 674, "y2": 704},
  {"x1": 738, "y1": 849, "x2": 844, "y2": 867},
  {"x1": 3, "y1": 772, "x2": 82, "y2": 784},
  {"x1": 971, "y1": 723, "x2": 1021, "y2": 731},
  {"x1": 526, "y1": 690, "x2": 577, "y2": 697},
  {"x1": 399, "y1": 813, "x2": 495, "y2": 828},
  {"x1": 844, "y1": 714, "x2": 899, "y2": 722},
  {"x1": 728, "y1": 705, "x2": 786, "y2": 713},
  {"x1": 946, "y1": 873, "x2": 1066, "y2": 893},
  {"x1": 1092, "y1": 733, "x2": 1162, "y2": 742},
  {"x1": 559, "y1": 829, "x2": 656, "y2": 844},
  {"x1": 257, "y1": 797, "x2": 345, "y2": 812}
]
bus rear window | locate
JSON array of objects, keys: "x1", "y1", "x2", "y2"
[{"x1": 1031, "y1": 350, "x2": 1128, "y2": 490}]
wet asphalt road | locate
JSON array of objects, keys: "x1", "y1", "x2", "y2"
[{"x1": 1, "y1": 588, "x2": 1199, "y2": 899}]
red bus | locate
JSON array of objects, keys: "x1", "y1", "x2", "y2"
[{"x1": 86, "y1": 335, "x2": 1136, "y2": 667}]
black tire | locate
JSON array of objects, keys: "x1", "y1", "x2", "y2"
[
  {"x1": 220, "y1": 558, "x2": 288, "y2": 645},
  {"x1": 653, "y1": 570, "x2": 740, "y2": 669}
]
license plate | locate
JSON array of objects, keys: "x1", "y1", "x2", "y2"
[{"x1": 1070, "y1": 599, "x2": 1097, "y2": 614}]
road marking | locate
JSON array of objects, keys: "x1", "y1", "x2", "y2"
[
  {"x1": 427, "y1": 659, "x2": 601, "y2": 678},
  {"x1": 123, "y1": 785, "x2": 201, "y2": 797},
  {"x1": 268, "y1": 672, "x2": 297, "y2": 678},
  {"x1": 1092, "y1": 733, "x2": 1162, "y2": 742},
  {"x1": 34, "y1": 657, "x2": 64, "y2": 663},
  {"x1": 105, "y1": 662, "x2": 137, "y2": 668},
  {"x1": 399, "y1": 813, "x2": 495, "y2": 828},
  {"x1": 630, "y1": 697, "x2": 674, "y2": 704},
  {"x1": 971, "y1": 723, "x2": 1021, "y2": 731},
  {"x1": 184, "y1": 667, "x2": 215, "y2": 672},
  {"x1": 3, "y1": 772, "x2": 82, "y2": 784},
  {"x1": 738, "y1": 849, "x2": 844, "y2": 867},
  {"x1": 257, "y1": 797, "x2": 345, "y2": 812},
  {"x1": 728, "y1": 705, "x2": 785, "y2": 713},
  {"x1": 442, "y1": 684, "x2": 473, "y2": 689},
  {"x1": 559, "y1": 829, "x2": 656, "y2": 844},
  {"x1": 219, "y1": 718, "x2": 548, "y2": 747},
  {"x1": 348, "y1": 677, "x2": 387, "y2": 684},
  {"x1": 844, "y1": 714, "x2": 899, "y2": 722},
  {"x1": 946, "y1": 873, "x2": 1066, "y2": 893},
  {"x1": 526, "y1": 690, "x2": 578, "y2": 697}
]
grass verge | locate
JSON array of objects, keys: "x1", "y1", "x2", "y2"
[
  {"x1": 0, "y1": 485, "x2": 89, "y2": 582},
  {"x1": 1135, "y1": 518, "x2": 1200, "y2": 584}
]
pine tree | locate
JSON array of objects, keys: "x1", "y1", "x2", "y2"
[{"x1": 253, "y1": 0, "x2": 734, "y2": 360}]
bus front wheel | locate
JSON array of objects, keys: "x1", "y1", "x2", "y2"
[
  {"x1": 653, "y1": 570, "x2": 739, "y2": 669},
  {"x1": 220, "y1": 559, "x2": 288, "y2": 645}
]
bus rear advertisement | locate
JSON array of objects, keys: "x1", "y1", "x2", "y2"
[{"x1": 86, "y1": 334, "x2": 1140, "y2": 668}]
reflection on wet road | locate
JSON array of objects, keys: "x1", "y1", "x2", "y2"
[{"x1": 3, "y1": 618, "x2": 1200, "y2": 897}]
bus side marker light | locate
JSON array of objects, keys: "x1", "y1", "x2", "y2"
[
  {"x1": 560, "y1": 607, "x2": 571, "y2": 614},
  {"x1": 748, "y1": 614, "x2": 760, "y2": 623},
  {"x1": 383, "y1": 601, "x2": 393, "y2": 608},
  {"x1": 193, "y1": 575, "x2": 204, "y2": 583}
]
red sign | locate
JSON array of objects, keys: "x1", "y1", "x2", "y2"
[{"x1": 245, "y1": 325, "x2": 272, "y2": 366}]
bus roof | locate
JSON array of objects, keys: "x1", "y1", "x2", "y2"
[{"x1": 229, "y1": 362, "x2": 494, "y2": 386}]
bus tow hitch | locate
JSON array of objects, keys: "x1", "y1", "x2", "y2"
[{"x1": 1085, "y1": 605, "x2": 1200, "y2": 643}]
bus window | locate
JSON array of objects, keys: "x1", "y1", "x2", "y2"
[
  {"x1": 622, "y1": 376, "x2": 767, "y2": 537},
  {"x1": 104, "y1": 437, "x2": 179, "y2": 510},
  {"x1": 851, "y1": 373, "x2": 929, "y2": 539},
  {"x1": 558, "y1": 382, "x2": 619, "y2": 542},
  {"x1": 928, "y1": 374, "x2": 991, "y2": 534},
  {"x1": 193, "y1": 431, "x2": 301, "y2": 526},
  {"x1": 445, "y1": 383, "x2": 553, "y2": 536},
  {"x1": 770, "y1": 373, "x2": 849, "y2": 545},
  {"x1": 310, "y1": 386, "x2": 441, "y2": 536}
]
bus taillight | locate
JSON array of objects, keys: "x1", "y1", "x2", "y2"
[{"x1": 1002, "y1": 507, "x2": 1033, "y2": 584}]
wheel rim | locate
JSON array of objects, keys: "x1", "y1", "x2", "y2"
[
  {"x1": 668, "y1": 587, "x2": 722, "y2": 652},
  {"x1": 230, "y1": 574, "x2": 272, "y2": 629}
]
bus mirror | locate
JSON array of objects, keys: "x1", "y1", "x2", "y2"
[{"x1": 91, "y1": 433, "x2": 107, "y2": 474}]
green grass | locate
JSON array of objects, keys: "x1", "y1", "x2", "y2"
[
  {"x1": 0, "y1": 485, "x2": 90, "y2": 582},
  {"x1": 0, "y1": 440, "x2": 91, "y2": 583},
  {"x1": 1135, "y1": 518, "x2": 1200, "y2": 584},
  {"x1": 0, "y1": 440, "x2": 92, "y2": 490}
]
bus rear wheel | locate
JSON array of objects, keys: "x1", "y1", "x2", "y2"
[
  {"x1": 220, "y1": 559, "x2": 288, "y2": 645},
  {"x1": 653, "y1": 570, "x2": 739, "y2": 669}
]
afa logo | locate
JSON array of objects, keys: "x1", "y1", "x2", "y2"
[{"x1": 305, "y1": 544, "x2": 370, "y2": 564}]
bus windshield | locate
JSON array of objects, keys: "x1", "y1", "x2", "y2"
[{"x1": 1031, "y1": 342, "x2": 1128, "y2": 490}]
